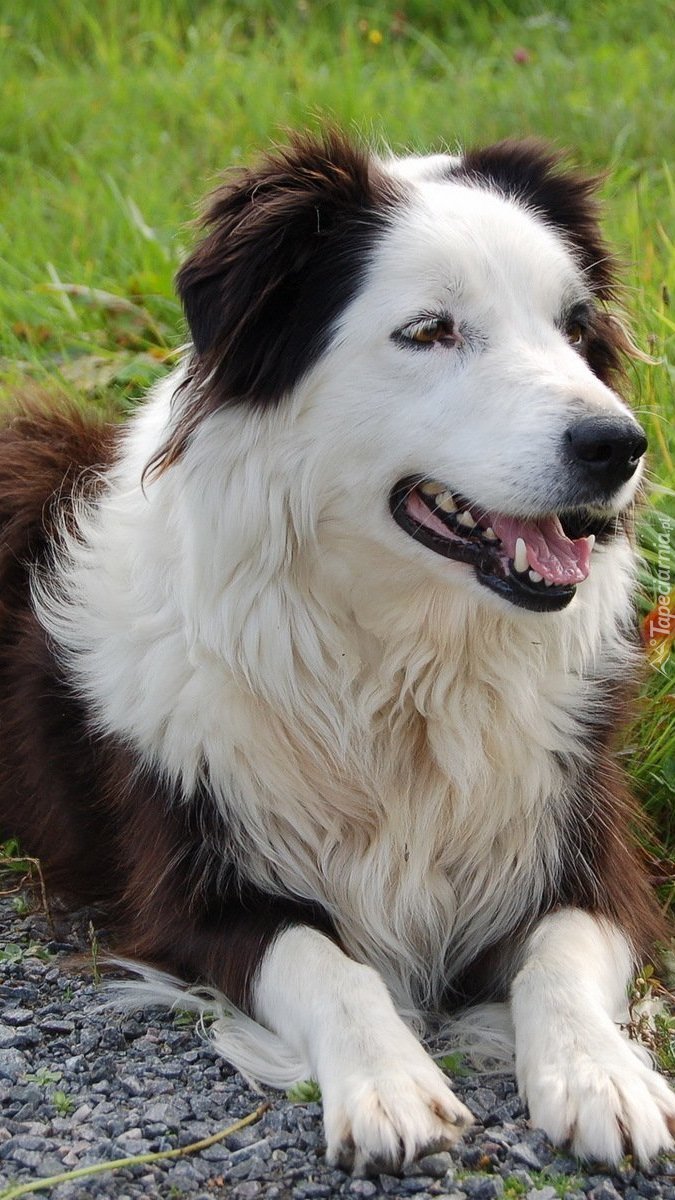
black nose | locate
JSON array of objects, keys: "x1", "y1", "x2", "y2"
[{"x1": 565, "y1": 416, "x2": 647, "y2": 492}]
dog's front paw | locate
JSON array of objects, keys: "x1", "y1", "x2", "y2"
[
  {"x1": 323, "y1": 1061, "x2": 473, "y2": 1175},
  {"x1": 518, "y1": 1022, "x2": 675, "y2": 1165}
]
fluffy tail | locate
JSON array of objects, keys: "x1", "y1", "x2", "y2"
[{"x1": 104, "y1": 958, "x2": 311, "y2": 1089}]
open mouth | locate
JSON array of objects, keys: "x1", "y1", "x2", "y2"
[{"x1": 390, "y1": 476, "x2": 617, "y2": 612}]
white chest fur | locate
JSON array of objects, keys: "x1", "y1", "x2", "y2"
[{"x1": 35, "y1": 381, "x2": 638, "y2": 1014}]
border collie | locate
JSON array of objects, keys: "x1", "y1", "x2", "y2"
[{"x1": 1, "y1": 130, "x2": 673, "y2": 1173}]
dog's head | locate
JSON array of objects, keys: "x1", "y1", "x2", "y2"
[{"x1": 169, "y1": 129, "x2": 646, "y2": 615}]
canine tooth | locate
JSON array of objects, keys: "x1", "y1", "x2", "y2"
[
  {"x1": 529, "y1": 570, "x2": 543, "y2": 584},
  {"x1": 545, "y1": 578, "x2": 554, "y2": 587},
  {"x1": 436, "y1": 492, "x2": 457, "y2": 513},
  {"x1": 483, "y1": 527, "x2": 498, "y2": 540},
  {"x1": 420, "y1": 481, "x2": 445, "y2": 497},
  {"x1": 457, "y1": 510, "x2": 476, "y2": 529},
  {"x1": 514, "y1": 538, "x2": 528, "y2": 574},
  {"x1": 587, "y1": 534, "x2": 596, "y2": 551}
]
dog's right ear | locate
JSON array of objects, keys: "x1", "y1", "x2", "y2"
[{"x1": 176, "y1": 129, "x2": 400, "y2": 408}]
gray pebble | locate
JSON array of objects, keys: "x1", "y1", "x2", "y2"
[
  {"x1": 587, "y1": 1183, "x2": 624, "y2": 1200},
  {"x1": 1, "y1": 1008, "x2": 33, "y2": 1026},
  {"x1": 462, "y1": 1176, "x2": 504, "y2": 1199},
  {"x1": 416, "y1": 1151, "x2": 455, "y2": 1178},
  {"x1": 232, "y1": 1184, "x2": 263, "y2": 1199},
  {"x1": 634, "y1": 1177, "x2": 664, "y2": 1199},
  {"x1": 510, "y1": 1142, "x2": 542, "y2": 1170},
  {"x1": 0, "y1": 1047, "x2": 27, "y2": 1081},
  {"x1": 0, "y1": 1023, "x2": 37, "y2": 1050}
]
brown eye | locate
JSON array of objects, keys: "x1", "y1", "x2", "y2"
[
  {"x1": 396, "y1": 316, "x2": 461, "y2": 347},
  {"x1": 566, "y1": 320, "x2": 586, "y2": 347}
]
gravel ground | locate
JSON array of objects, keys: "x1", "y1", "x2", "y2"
[{"x1": 0, "y1": 898, "x2": 674, "y2": 1200}]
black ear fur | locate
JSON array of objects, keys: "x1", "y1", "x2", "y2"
[
  {"x1": 458, "y1": 139, "x2": 616, "y2": 298},
  {"x1": 176, "y1": 129, "x2": 401, "y2": 401}
]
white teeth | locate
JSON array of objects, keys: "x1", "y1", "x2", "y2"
[
  {"x1": 483, "y1": 527, "x2": 498, "y2": 540},
  {"x1": 514, "y1": 538, "x2": 528, "y2": 574},
  {"x1": 457, "y1": 509, "x2": 476, "y2": 529},
  {"x1": 436, "y1": 491, "x2": 457, "y2": 513},
  {"x1": 545, "y1": 578, "x2": 554, "y2": 587},
  {"x1": 420, "y1": 481, "x2": 445, "y2": 497},
  {"x1": 529, "y1": 570, "x2": 543, "y2": 584},
  {"x1": 587, "y1": 534, "x2": 596, "y2": 552}
]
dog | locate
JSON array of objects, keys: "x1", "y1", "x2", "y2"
[{"x1": 1, "y1": 129, "x2": 674, "y2": 1174}]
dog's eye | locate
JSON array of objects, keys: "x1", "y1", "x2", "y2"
[
  {"x1": 566, "y1": 322, "x2": 585, "y2": 347},
  {"x1": 564, "y1": 313, "x2": 590, "y2": 348},
  {"x1": 395, "y1": 316, "x2": 461, "y2": 348}
]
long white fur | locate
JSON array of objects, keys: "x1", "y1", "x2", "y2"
[
  {"x1": 513, "y1": 911, "x2": 675, "y2": 1165},
  {"x1": 256, "y1": 926, "x2": 472, "y2": 1171},
  {"x1": 33, "y1": 152, "x2": 675, "y2": 1165}
]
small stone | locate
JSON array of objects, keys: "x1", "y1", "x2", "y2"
[
  {"x1": 1, "y1": 1008, "x2": 32, "y2": 1026},
  {"x1": 40, "y1": 1018, "x2": 74, "y2": 1034},
  {"x1": 484, "y1": 1126, "x2": 520, "y2": 1148},
  {"x1": 550, "y1": 1156, "x2": 583, "y2": 1176},
  {"x1": 349, "y1": 1182, "x2": 378, "y2": 1196},
  {"x1": 462, "y1": 1176, "x2": 504, "y2": 1200},
  {"x1": 400, "y1": 1179, "x2": 434, "y2": 1194},
  {"x1": 0, "y1": 1048, "x2": 27, "y2": 1081},
  {"x1": 490, "y1": 1096, "x2": 525, "y2": 1122},
  {"x1": 0, "y1": 984, "x2": 37, "y2": 1002},
  {"x1": 231, "y1": 1184, "x2": 262, "y2": 1200},
  {"x1": 587, "y1": 1184, "x2": 623, "y2": 1200},
  {"x1": 526, "y1": 1188, "x2": 557, "y2": 1200},
  {"x1": 70, "y1": 1103, "x2": 92, "y2": 1122},
  {"x1": 417, "y1": 1151, "x2": 455, "y2": 1178},
  {"x1": 144, "y1": 1101, "x2": 181, "y2": 1127},
  {"x1": 511, "y1": 1142, "x2": 542, "y2": 1170},
  {"x1": 633, "y1": 1177, "x2": 662, "y2": 1199},
  {"x1": 227, "y1": 1126, "x2": 261, "y2": 1150},
  {"x1": 469, "y1": 1088, "x2": 498, "y2": 1117},
  {"x1": 114, "y1": 1134, "x2": 151, "y2": 1154},
  {"x1": 461, "y1": 1146, "x2": 488, "y2": 1168},
  {"x1": 0, "y1": 1134, "x2": 48, "y2": 1156},
  {"x1": 0, "y1": 1024, "x2": 37, "y2": 1050}
]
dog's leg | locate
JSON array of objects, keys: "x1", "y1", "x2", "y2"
[
  {"x1": 511, "y1": 908, "x2": 675, "y2": 1164},
  {"x1": 254, "y1": 924, "x2": 473, "y2": 1173}
]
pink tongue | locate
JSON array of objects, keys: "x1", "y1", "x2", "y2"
[{"x1": 490, "y1": 514, "x2": 590, "y2": 585}]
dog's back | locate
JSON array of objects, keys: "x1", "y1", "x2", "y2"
[{"x1": 0, "y1": 400, "x2": 119, "y2": 901}]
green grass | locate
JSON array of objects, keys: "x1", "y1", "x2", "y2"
[{"x1": 0, "y1": 0, "x2": 673, "y2": 875}]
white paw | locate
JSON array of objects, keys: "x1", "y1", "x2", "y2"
[
  {"x1": 323, "y1": 1058, "x2": 473, "y2": 1175},
  {"x1": 517, "y1": 1019, "x2": 675, "y2": 1165}
]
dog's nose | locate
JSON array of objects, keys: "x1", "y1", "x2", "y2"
[{"x1": 564, "y1": 416, "x2": 647, "y2": 491}]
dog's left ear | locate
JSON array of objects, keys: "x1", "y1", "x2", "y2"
[{"x1": 176, "y1": 129, "x2": 401, "y2": 406}]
